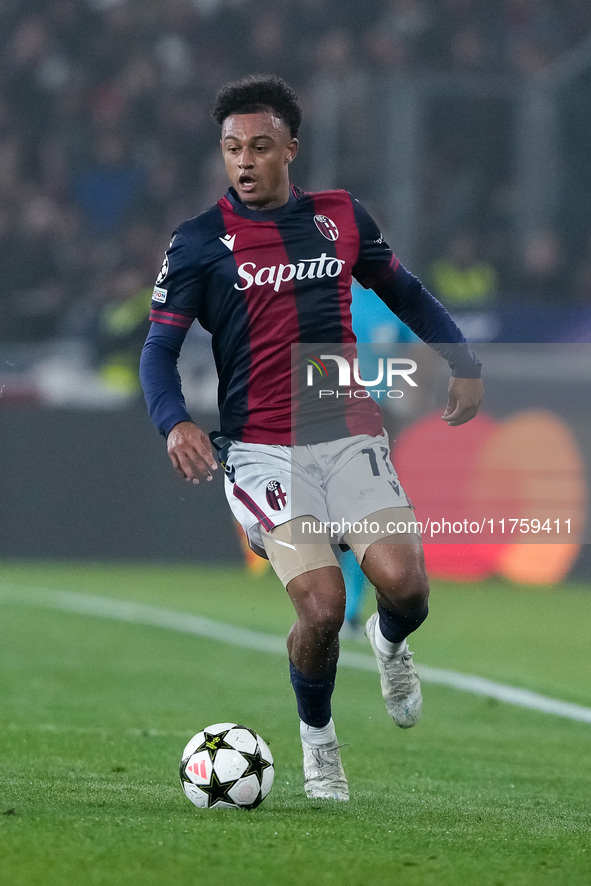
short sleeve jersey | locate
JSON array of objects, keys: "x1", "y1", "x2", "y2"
[{"x1": 145, "y1": 186, "x2": 480, "y2": 443}]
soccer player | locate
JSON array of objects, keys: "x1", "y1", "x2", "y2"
[{"x1": 140, "y1": 74, "x2": 484, "y2": 801}]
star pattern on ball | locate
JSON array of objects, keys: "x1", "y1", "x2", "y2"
[
  {"x1": 240, "y1": 748, "x2": 273, "y2": 786},
  {"x1": 197, "y1": 769, "x2": 237, "y2": 807},
  {"x1": 195, "y1": 728, "x2": 234, "y2": 758},
  {"x1": 180, "y1": 725, "x2": 274, "y2": 810}
]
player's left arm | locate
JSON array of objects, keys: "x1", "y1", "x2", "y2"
[
  {"x1": 349, "y1": 195, "x2": 484, "y2": 423},
  {"x1": 442, "y1": 376, "x2": 485, "y2": 426}
]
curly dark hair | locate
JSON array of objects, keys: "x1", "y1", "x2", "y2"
[{"x1": 212, "y1": 74, "x2": 302, "y2": 137}]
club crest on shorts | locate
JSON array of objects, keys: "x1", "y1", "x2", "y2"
[
  {"x1": 314, "y1": 214, "x2": 339, "y2": 241},
  {"x1": 266, "y1": 480, "x2": 288, "y2": 511}
]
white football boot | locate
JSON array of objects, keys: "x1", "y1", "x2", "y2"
[
  {"x1": 301, "y1": 732, "x2": 349, "y2": 801},
  {"x1": 365, "y1": 612, "x2": 422, "y2": 728}
]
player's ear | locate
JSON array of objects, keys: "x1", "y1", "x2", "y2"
[{"x1": 285, "y1": 138, "x2": 299, "y2": 164}]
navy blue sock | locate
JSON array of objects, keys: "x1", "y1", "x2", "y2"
[
  {"x1": 289, "y1": 660, "x2": 337, "y2": 728},
  {"x1": 377, "y1": 600, "x2": 429, "y2": 644}
]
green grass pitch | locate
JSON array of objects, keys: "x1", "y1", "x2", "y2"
[{"x1": 1, "y1": 561, "x2": 591, "y2": 886}]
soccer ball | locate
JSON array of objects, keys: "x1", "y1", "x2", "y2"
[{"x1": 179, "y1": 722, "x2": 274, "y2": 810}]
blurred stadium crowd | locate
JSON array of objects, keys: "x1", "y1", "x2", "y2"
[{"x1": 3, "y1": 0, "x2": 591, "y2": 356}]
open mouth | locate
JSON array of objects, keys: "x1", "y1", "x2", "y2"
[{"x1": 239, "y1": 174, "x2": 256, "y2": 192}]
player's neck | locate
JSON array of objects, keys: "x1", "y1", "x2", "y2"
[{"x1": 237, "y1": 185, "x2": 292, "y2": 212}]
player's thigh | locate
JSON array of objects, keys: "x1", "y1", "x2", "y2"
[
  {"x1": 261, "y1": 515, "x2": 340, "y2": 589},
  {"x1": 261, "y1": 517, "x2": 346, "y2": 628},
  {"x1": 342, "y1": 505, "x2": 421, "y2": 563}
]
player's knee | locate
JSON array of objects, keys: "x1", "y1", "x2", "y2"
[
  {"x1": 287, "y1": 567, "x2": 345, "y2": 636},
  {"x1": 294, "y1": 589, "x2": 345, "y2": 639},
  {"x1": 303, "y1": 598, "x2": 345, "y2": 638},
  {"x1": 394, "y1": 569, "x2": 430, "y2": 611},
  {"x1": 370, "y1": 551, "x2": 429, "y2": 610}
]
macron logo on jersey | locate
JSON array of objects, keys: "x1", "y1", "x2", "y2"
[
  {"x1": 234, "y1": 252, "x2": 346, "y2": 293},
  {"x1": 219, "y1": 234, "x2": 236, "y2": 251}
]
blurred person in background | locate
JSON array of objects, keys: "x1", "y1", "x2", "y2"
[
  {"x1": 517, "y1": 228, "x2": 568, "y2": 300},
  {"x1": 72, "y1": 132, "x2": 146, "y2": 238},
  {"x1": 429, "y1": 231, "x2": 497, "y2": 310},
  {"x1": 428, "y1": 230, "x2": 500, "y2": 340},
  {"x1": 91, "y1": 264, "x2": 151, "y2": 396},
  {"x1": 1, "y1": 192, "x2": 69, "y2": 342}
]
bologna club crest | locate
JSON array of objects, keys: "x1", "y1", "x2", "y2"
[
  {"x1": 266, "y1": 480, "x2": 288, "y2": 511},
  {"x1": 314, "y1": 214, "x2": 339, "y2": 241}
]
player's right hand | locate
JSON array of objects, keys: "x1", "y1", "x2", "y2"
[{"x1": 166, "y1": 421, "x2": 218, "y2": 484}]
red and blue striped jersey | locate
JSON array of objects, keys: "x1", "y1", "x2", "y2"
[{"x1": 140, "y1": 186, "x2": 480, "y2": 443}]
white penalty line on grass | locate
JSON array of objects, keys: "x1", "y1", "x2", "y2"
[{"x1": 1, "y1": 583, "x2": 591, "y2": 726}]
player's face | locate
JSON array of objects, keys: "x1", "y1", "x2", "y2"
[{"x1": 221, "y1": 112, "x2": 298, "y2": 210}]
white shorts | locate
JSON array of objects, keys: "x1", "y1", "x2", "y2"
[{"x1": 222, "y1": 430, "x2": 410, "y2": 558}]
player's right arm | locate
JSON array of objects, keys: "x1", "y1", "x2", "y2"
[{"x1": 139, "y1": 227, "x2": 217, "y2": 483}]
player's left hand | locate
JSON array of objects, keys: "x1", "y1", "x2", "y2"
[{"x1": 442, "y1": 376, "x2": 484, "y2": 426}]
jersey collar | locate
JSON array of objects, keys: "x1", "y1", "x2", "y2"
[{"x1": 224, "y1": 186, "x2": 298, "y2": 221}]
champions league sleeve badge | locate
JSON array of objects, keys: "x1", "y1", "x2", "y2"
[
  {"x1": 265, "y1": 480, "x2": 288, "y2": 511},
  {"x1": 156, "y1": 253, "x2": 169, "y2": 285}
]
